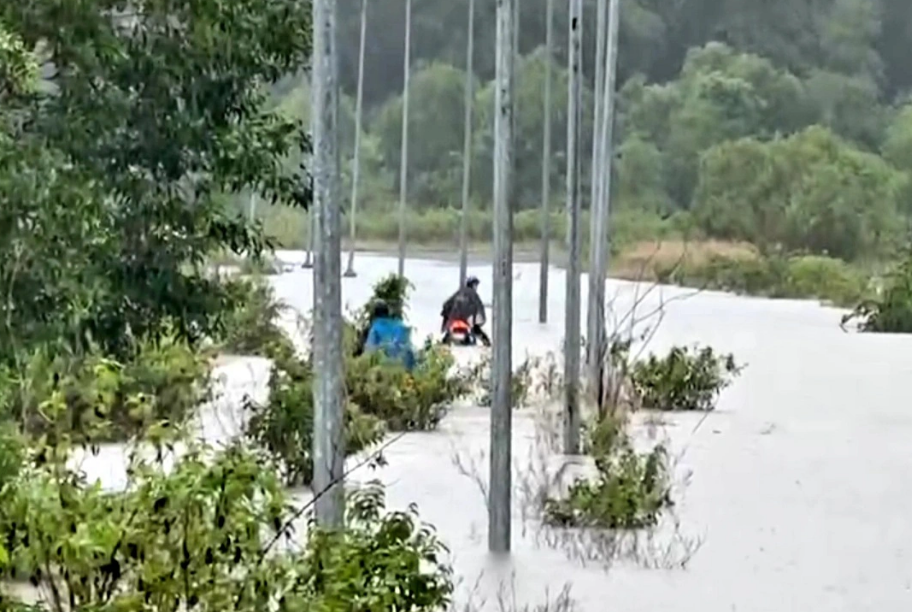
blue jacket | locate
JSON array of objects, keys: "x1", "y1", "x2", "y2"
[{"x1": 364, "y1": 317, "x2": 416, "y2": 370}]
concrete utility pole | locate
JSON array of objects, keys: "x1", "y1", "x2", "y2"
[
  {"x1": 563, "y1": 0, "x2": 582, "y2": 455},
  {"x1": 248, "y1": 192, "x2": 257, "y2": 223},
  {"x1": 311, "y1": 0, "x2": 345, "y2": 527},
  {"x1": 397, "y1": 0, "x2": 412, "y2": 277},
  {"x1": 590, "y1": 0, "x2": 620, "y2": 415},
  {"x1": 538, "y1": 0, "x2": 554, "y2": 323},
  {"x1": 458, "y1": 0, "x2": 475, "y2": 287},
  {"x1": 489, "y1": 0, "x2": 515, "y2": 554},
  {"x1": 586, "y1": 0, "x2": 607, "y2": 395},
  {"x1": 344, "y1": 0, "x2": 368, "y2": 278},
  {"x1": 303, "y1": 209, "x2": 315, "y2": 268}
]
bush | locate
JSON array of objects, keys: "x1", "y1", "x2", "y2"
[
  {"x1": 245, "y1": 358, "x2": 385, "y2": 486},
  {"x1": 544, "y1": 416, "x2": 673, "y2": 529},
  {"x1": 473, "y1": 354, "x2": 535, "y2": 408},
  {"x1": 0, "y1": 331, "x2": 211, "y2": 442},
  {"x1": 844, "y1": 251, "x2": 912, "y2": 332},
  {"x1": 215, "y1": 277, "x2": 298, "y2": 366},
  {"x1": 346, "y1": 346, "x2": 470, "y2": 430},
  {"x1": 784, "y1": 255, "x2": 869, "y2": 306},
  {"x1": 0, "y1": 416, "x2": 452, "y2": 611},
  {"x1": 630, "y1": 345, "x2": 743, "y2": 412},
  {"x1": 301, "y1": 482, "x2": 453, "y2": 610},
  {"x1": 357, "y1": 274, "x2": 413, "y2": 323},
  {"x1": 656, "y1": 252, "x2": 867, "y2": 306}
]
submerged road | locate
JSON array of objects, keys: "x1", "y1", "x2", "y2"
[{"x1": 82, "y1": 252, "x2": 912, "y2": 611}]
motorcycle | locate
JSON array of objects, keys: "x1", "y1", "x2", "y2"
[{"x1": 441, "y1": 319, "x2": 478, "y2": 346}]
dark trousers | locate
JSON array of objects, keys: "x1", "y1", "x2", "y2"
[{"x1": 472, "y1": 324, "x2": 491, "y2": 346}]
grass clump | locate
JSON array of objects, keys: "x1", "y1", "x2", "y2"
[{"x1": 245, "y1": 356, "x2": 385, "y2": 486}]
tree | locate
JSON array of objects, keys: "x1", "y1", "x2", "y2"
[
  {"x1": 622, "y1": 42, "x2": 811, "y2": 208},
  {"x1": 0, "y1": 0, "x2": 311, "y2": 358},
  {"x1": 372, "y1": 61, "x2": 473, "y2": 208},
  {"x1": 694, "y1": 126, "x2": 905, "y2": 260},
  {"x1": 472, "y1": 47, "x2": 594, "y2": 209},
  {"x1": 804, "y1": 70, "x2": 886, "y2": 148}
]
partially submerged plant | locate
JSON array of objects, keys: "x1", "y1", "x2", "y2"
[
  {"x1": 630, "y1": 345, "x2": 743, "y2": 411},
  {"x1": 843, "y1": 248, "x2": 912, "y2": 333},
  {"x1": 240, "y1": 277, "x2": 472, "y2": 483},
  {"x1": 543, "y1": 415, "x2": 674, "y2": 529},
  {"x1": 471, "y1": 353, "x2": 538, "y2": 409}
]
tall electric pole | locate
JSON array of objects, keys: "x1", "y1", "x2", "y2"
[
  {"x1": 311, "y1": 0, "x2": 345, "y2": 526},
  {"x1": 344, "y1": 0, "x2": 368, "y2": 278},
  {"x1": 302, "y1": 209, "x2": 314, "y2": 268},
  {"x1": 590, "y1": 0, "x2": 620, "y2": 416},
  {"x1": 397, "y1": 0, "x2": 412, "y2": 277},
  {"x1": 563, "y1": 0, "x2": 582, "y2": 455},
  {"x1": 458, "y1": 0, "x2": 476, "y2": 287},
  {"x1": 248, "y1": 192, "x2": 257, "y2": 223},
  {"x1": 587, "y1": 0, "x2": 607, "y2": 395},
  {"x1": 538, "y1": 0, "x2": 554, "y2": 323},
  {"x1": 489, "y1": 0, "x2": 515, "y2": 554}
]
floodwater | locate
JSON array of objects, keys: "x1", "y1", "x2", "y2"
[{"x1": 79, "y1": 251, "x2": 912, "y2": 611}]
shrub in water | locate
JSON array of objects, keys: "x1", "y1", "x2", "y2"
[
  {"x1": 844, "y1": 251, "x2": 912, "y2": 333},
  {"x1": 346, "y1": 345, "x2": 471, "y2": 430},
  {"x1": 245, "y1": 358, "x2": 385, "y2": 486},
  {"x1": 544, "y1": 416, "x2": 673, "y2": 529},
  {"x1": 0, "y1": 330, "x2": 210, "y2": 441},
  {"x1": 215, "y1": 277, "x2": 298, "y2": 365},
  {"x1": 630, "y1": 345, "x2": 743, "y2": 412},
  {"x1": 0, "y1": 413, "x2": 452, "y2": 611},
  {"x1": 473, "y1": 354, "x2": 535, "y2": 408},
  {"x1": 301, "y1": 482, "x2": 453, "y2": 610}
]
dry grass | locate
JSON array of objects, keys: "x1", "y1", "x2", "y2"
[{"x1": 611, "y1": 239, "x2": 757, "y2": 281}]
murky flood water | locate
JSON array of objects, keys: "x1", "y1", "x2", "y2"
[{"x1": 80, "y1": 252, "x2": 912, "y2": 611}]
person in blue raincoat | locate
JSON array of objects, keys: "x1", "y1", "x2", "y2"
[{"x1": 363, "y1": 299, "x2": 416, "y2": 370}]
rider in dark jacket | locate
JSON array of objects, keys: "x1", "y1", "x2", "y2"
[{"x1": 441, "y1": 276, "x2": 491, "y2": 346}]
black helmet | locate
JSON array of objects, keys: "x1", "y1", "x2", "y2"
[
  {"x1": 371, "y1": 299, "x2": 390, "y2": 319},
  {"x1": 466, "y1": 275, "x2": 480, "y2": 288}
]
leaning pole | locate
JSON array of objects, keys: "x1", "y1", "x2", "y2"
[
  {"x1": 311, "y1": 0, "x2": 345, "y2": 527},
  {"x1": 489, "y1": 0, "x2": 515, "y2": 554}
]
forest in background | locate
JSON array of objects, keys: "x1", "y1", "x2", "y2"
[{"x1": 238, "y1": 0, "x2": 912, "y2": 304}]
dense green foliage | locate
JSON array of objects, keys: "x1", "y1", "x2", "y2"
[
  {"x1": 544, "y1": 416, "x2": 673, "y2": 529},
  {"x1": 656, "y1": 252, "x2": 871, "y2": 307},
  {"x1": 843, "y1": 250, "x2": 912, "y2": 332},
  {"x1": 0, "y1": 422, "x2": 452, "y2": 611},
  {"x1": 630, "y1": 346, "x2": 743, "y2": 412},
  {"x1": 0, "y1": 0, "x2": 310, "y2": 361}
]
